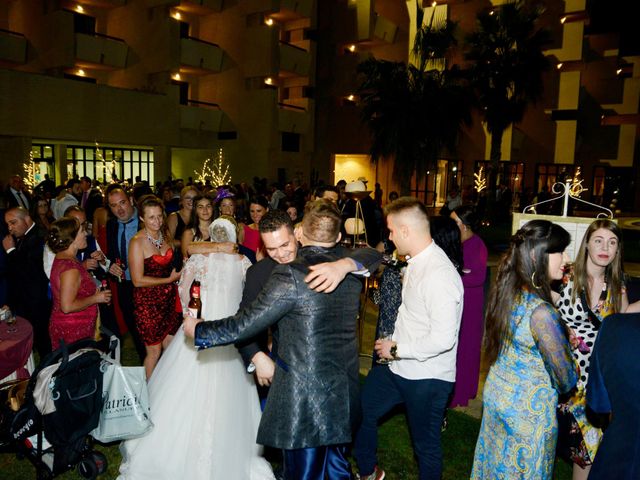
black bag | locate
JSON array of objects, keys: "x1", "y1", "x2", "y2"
[{"x1": 42, "y1": 348, "x2": 103, "y2": 448}]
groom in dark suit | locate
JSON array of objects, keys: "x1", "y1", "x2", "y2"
[{"x1": 185, "y1": 200, "x2": 368, "y2": 480}]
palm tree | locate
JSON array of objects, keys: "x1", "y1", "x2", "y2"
[
  {"x1": 465, "y1": 0, "x2": 551, "y2": 189},
  {"x1": 357, "y1": 3, "x2": 472, "y2": 193}
]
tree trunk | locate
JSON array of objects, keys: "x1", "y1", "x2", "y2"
[{"x1": 485, "y1": 128, "x2": 504, "y2": 222}]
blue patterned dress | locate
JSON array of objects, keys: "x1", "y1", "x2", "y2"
[{"x1": 472, "y1": 290, "x2": 577, "y2": 479}]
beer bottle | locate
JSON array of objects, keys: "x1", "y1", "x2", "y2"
[{"x1": 101, "y1": 279, "x2": 111, "y2": 306}]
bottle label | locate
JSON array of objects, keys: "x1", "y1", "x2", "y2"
[{"x1": 187, "y1": 307, "x2": 199, "y2": 318}]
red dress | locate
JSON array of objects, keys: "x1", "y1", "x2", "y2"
[
  {"x1": 241, "y1": 224, "x2": 262, "y2": 253},
  {"x1": 49, "y1": 258, "x2": 98, "y2": 349},
  {"x1": 133, "y1": 249, "x2": 182, "y2": 346}
]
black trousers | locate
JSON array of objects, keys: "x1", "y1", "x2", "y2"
[{"x1": 116, "y1": 280, "x2": 146, "y2": 362}]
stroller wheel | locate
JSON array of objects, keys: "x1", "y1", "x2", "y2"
[
  {"x1": 91, "y1": 450, "x2": 108, "y2": 474},
  {"x1": 36, "y1": 469, "x2": 53, "y2": 480},
  {"x1": 77, "y1": 456, "x2": 99, "y2": 479}
]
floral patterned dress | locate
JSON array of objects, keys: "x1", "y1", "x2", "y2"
[
  {"x1": 133, "y1": 249, "x2": 182, "y2": 346},
  {"x1": 472, "y1": 290, "x2": 577, "y2": 479},
  {"x1": 555, "y1": 277, "x2": 620, "y2": 465}
]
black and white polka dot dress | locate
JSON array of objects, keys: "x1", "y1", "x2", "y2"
[{"x1": 556, "y1": 279, "x2": 603, "y2": 387}]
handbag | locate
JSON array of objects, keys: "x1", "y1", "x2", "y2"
[{"x1": 91, "y1": 357, "x2": 153, "y2": 443}]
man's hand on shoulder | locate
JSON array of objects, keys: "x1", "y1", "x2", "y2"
[
  {"x1": 304, "y1": 258, "x2": 357, "y2": 293},
  {"x1": 183, "y1": 315, "x2": 203, "y2": 339}
]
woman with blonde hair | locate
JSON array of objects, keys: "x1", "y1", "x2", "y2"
[{"x1": 167, "y1": 185, "x2": 199, "y2": 251}]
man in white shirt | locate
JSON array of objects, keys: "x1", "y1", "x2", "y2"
[{"x1": 353, "y1": 197, "x2": 463, "y2": 480}]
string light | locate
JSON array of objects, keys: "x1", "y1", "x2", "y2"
[
  {"x1": 22, "y1": 150, "x2": 37, "y2": 190},
  {"x1": 194, "y1": 148, "x2": 232, "y2": 186}
]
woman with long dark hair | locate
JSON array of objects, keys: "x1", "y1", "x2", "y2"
[
  {"x1": 472, "y1": 220, "x2": 577, "y2": 479},
  {"x1": 449, "y1": 205, "x2": 488, "y2": 408}
]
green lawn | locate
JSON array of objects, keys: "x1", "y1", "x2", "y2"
[{"x1": 1, "y1": 316, "x2": 574, "y2": 479}]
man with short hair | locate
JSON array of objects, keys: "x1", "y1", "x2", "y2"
[
  {"x1": 5, "y1": 175, "x2": 31, "y2": 210},
  {"x1": 236, "y1": 208, "x2": 382, "y2": 387},
  {"x1": 185, "y1": 200, "x2": 377, "y2": 480},
  {"x1": 2, "y1": 206, "x2": 51, "y2": 357},
  {"x1": 313, "y1": 185, "x2": 340, "y2": 204},
  {"x1": 353, "y1": 197, "x2": 463, "y2": 480},
  {"x1": 79, "y1": 176, "x2": 103, "y2": 224},
  {"x1": 105, "y1": 187, "x2": 146, "y2": 361},
  {"x1": 52, "y1": 179, "x2": 81, "y2": 219}
]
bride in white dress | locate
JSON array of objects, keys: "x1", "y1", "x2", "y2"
[{"x1": 118, "y1": 217, "x2": 274, "y2": 480}]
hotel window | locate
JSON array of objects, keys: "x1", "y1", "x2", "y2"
[
  {"x1": 475, "y1": 161, "x2": 525, "y2": 193},
  {"x1": 67, "y1": 145, "x2": 154, "y2": 185},
  {"x1": 535, "y1": 163, "x2": 574, "y2": 194},
  {"x1": 31, "y1": 144, "x2": 55, "y2": 184}
]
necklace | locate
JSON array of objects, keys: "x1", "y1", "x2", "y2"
[{"x1": 145, "y1": 229, "x2": 163, "y2": 250}]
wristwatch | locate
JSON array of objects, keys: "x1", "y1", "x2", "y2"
[
  {"x1": 247, "y1": 362, "x2": 256, "y2": 373},
  {"x1": 389, "y1": 344, "x2": 398, "y2": 360}
]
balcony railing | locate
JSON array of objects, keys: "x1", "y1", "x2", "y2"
[
  {"x1": 0, "y1": 29, "x2": 27, "y2": 65},
  {"x1": 180, "y1": 101, "x2": 223, "y2": 131},
  {"x1": 180, "y1": 37, "x2": 223, "y2": 73},
  {"x1": 279, "y1": 41, "x2": 310, "y2": 76},
  {"x1": 280, "y1": 0, "x2": 313, "y2": 18},
  {"x1": 180, "y1": 0, "x2": 224, "y2": 14},
  {"x1": 75, "y1": 32, "x2": 128, "y2": 69},
  {"x1": 278, "y1": 101, "x2": 310, "y2": 133}
]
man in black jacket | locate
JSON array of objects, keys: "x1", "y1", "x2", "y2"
[
  {"x1": 185, "y1": 200, "x2": 378, "y2": 480},
  {"x1": 236, "y1": 209, "x2": 381, "y2": 389},
  {"x1": 2, "y1": 207, "x2": 51, "y2": 357}
]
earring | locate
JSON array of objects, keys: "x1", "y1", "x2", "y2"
[{"x1": 531, "y1": 271, "x2": 541, "y2": 289}]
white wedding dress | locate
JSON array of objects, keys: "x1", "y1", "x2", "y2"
[{"x1": 118, "y1": 247, "x2": 275, "y2": 480}]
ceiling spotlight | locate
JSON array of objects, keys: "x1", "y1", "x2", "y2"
[
  {"x1": 431, "y1": 1, "x2": 437, "y2": 7},
  {"x1": 348, "y1": 44, "x2": 356, "y2": 52},
  {"x1": 560, "y1": 16, "x2": 567, "y2": 24},
  {"x1": 77, "y1": 69, "x2": 85, "y2": 76},
  {"x1": 264, "y1": 77, "x2": 273, "y2": 85},
  {"x1": 616, "y1": 68, "x2": 623, "y2": 75},
  {"x1": 76, "y1": 5, "x2": 84, "y2": 13},
  {"x1": 265, "y1": 18, "x2": 274, "y2": 26},
  {"x1": 172, "y1": 73, "x2": 181, "y2": 81},
  {"x1": 556, "y1": 63, "x2": 563, "y2": 70},
  {"x1": 347, "y1": 95, "x2": 355, "y2": 101}
]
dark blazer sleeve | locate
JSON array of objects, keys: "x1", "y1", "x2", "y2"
[
  {"x1": 235, "y1": 259, "x2": 274, "y2": 366},
  {"x1": 195, "y1": 265, "x2": 297, "y2": 349}
]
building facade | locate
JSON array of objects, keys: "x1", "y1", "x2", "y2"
[
  {"x1": 316, "y1": 0, "x2": 640, "y2": 212},
  {"x1": 1, "y1": 0, "x2": 315, "y2": 188}
]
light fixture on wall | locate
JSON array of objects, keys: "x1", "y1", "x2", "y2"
[
  {"x1": 76, "y1": 5, "x2": 84, "y2": 13},
  {"x1": 77, "y1": 69, "x2": 85, "y2": 76},
  {"x1": 172, "y1": 72, "x2": 181, "y2": 81},
  {"x1": 265, "y1": 18, "x2": 274, "y2": 26},
  {"x1": 172, "y1": 11, "x2": 182, "y2": 20}
]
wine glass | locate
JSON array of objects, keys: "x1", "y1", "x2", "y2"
[
  {"x1": 375, "y1": 329, "x2": 394, "y2": 365},
  {"x1": 6, "y1": 313, "x2": 17, "y2": 334}
]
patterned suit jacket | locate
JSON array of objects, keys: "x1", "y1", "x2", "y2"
[{"x1": 195, "y1": 245, "x2": 363, "y2": 450}]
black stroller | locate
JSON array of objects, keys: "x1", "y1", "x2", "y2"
[{"x1": 4, "y1": 334, "x2": 118, "y2": 479}]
